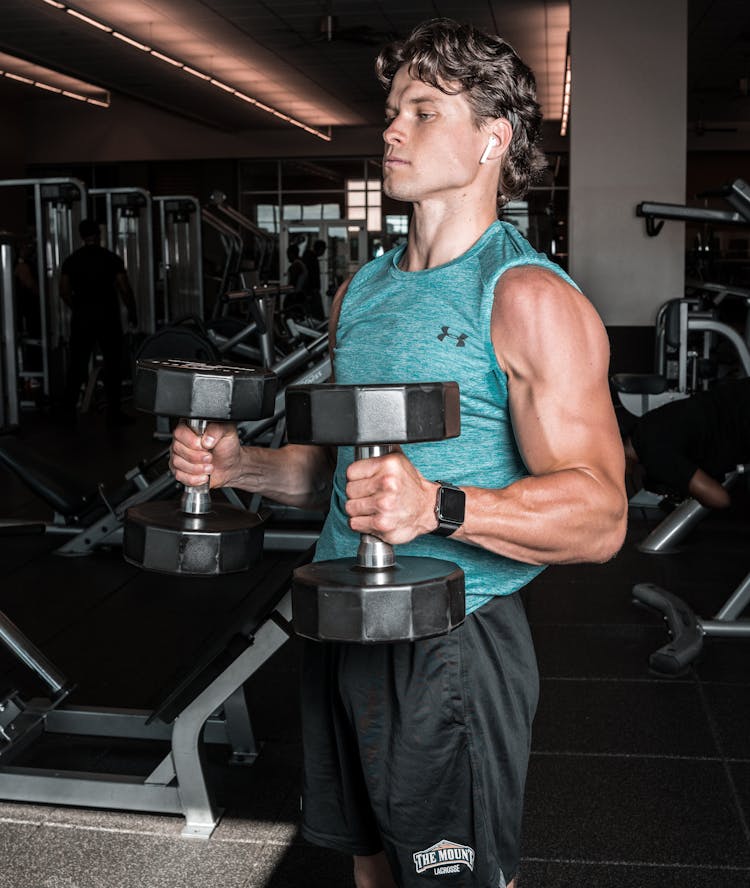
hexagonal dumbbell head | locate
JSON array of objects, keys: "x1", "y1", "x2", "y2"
[
  {"x1": 134, "y1": 358, "x2": 277, "y2": 420},
  {"x1": 284, "y1": 381, "x2": 460, "y2": 446}
]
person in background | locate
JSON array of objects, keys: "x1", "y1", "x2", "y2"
[
  {"x1": 284, "y1": 243, "x2": 309, "y2": 314},
  {"x1": 301, "y1": 238, "x2": 327, "y2": 318},
  {"x1": 59, "y1": 218, "x2": 138, "y2": 427},
  {"x1": 623, "y1": 377, "x2": 750, "y2": 509}
]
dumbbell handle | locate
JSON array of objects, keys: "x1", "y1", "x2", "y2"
[
  {"x1": 181, "y1": 419, "x2": 212, "y2": 515},
  {"x1": 355, "y1": 445, "x2": 395, "y2": 569}
]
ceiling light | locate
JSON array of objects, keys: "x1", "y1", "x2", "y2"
[
  {"x1": 150, "y1": 50, "x2": 182, "y2": 67},
  {"x1": 209, "y1": 79, "x2": 235, "y2": 94},
  {"x1": 560, "y1": 33, "x2": 571, "y2": 137},
  {"x1": 66, "y1": 8, "x2": 111, "y2": 32},
  {"x1": 0, "y1": 49, "x2": 110, "y2": 107},
  {"x1": 183, "y1": 66, "x2": 211, "y2": 81},
  {"x1": 6, "y1": 72, "x2": 33, "y2": 84},
  {"x1": 42, "y1": 0, "x2": 331, "y2": 141},
  {"x1": 112, "y1": 32, "x2": 151, "y2": 51}
]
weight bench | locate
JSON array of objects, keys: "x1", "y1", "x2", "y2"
[
  {"x1": 634, "y1": 469, "x2": 743, "y2": 555},
  {"x1": 633, "y1": 465, "x2": 750, "y2": 674},
  {"x1": 0, "y1": 435, "x2": 178, "y2": 556},
  {"x1": 0, "y1": 549, "x2": 307, "y2": 838}
]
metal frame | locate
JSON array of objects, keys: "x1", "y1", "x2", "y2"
[
  {"x1": 0, "y1": 177, "x2": 88, "y2": 398},
  {"x1": 0, "y1": 591, "x2": 294, "y2": 838},
  {"x1": 634, "y1": 465, "x2": 750, "y2": 673},
  {"x1": 636, "y1": 178, "x2": 750, "y2": 237},
  {"x1": 637, "y1": 469, "x2": 742, "y2": 554},
  {"x1": 90, "y1": 187, "x2": 156, "y2": 334},
  {"x1": 615, "y1": 301, "x2": 750, "y2": 417},
  {"x1": 154, "y1": 195, "x2": 204, "y2": 324},
  {"x1": 0, "y1": 237, "x2": 18, "y2": 428}
]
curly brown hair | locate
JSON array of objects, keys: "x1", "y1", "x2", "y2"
[{"x1": 375, "y1": 18, "x2": 547, "y2": 203}]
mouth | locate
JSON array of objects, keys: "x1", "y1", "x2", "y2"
[{"x1": 384, "y1": 156, "x2": 408, "y2": 167}]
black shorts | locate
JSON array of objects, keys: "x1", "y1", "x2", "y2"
[{"x1": 300, "y1": 593, "x2": 539, "y2": 887}]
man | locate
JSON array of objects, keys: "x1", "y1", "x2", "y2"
[
  {"x1": 301, "y1": 238, "x2": 327, "y2": 318},
  {"x1": 60, "y1": 219, "x2": 138, "y2": 427},
  {"x1": 171, "y1": 19, "x2": 626, "y2": 888},
  {"x1": 623, "y1": 378, "x2": 750, "y2": 509}
]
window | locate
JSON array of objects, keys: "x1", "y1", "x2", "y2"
[{"x1": 347, "y1": 179, "x2": 382, "y2": 232}]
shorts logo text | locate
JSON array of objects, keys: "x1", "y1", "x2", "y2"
[{"x1": 413, "y1": 839, "x2": 475, "y2": 876}]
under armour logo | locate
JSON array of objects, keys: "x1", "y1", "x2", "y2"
[{"x1": 437, "y1": 326, "x2": 467, "y2": 347}]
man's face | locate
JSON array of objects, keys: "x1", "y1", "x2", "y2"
[{"x1": 382, "y1": 64, "x2": 490, "y2": 204}]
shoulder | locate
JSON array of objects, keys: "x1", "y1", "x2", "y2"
[
  {"x1": 328, "y1": 277, "x2": 352, "y2": 348},
  {"x1": 105, "y1": 248, "x2": 125, "y2": 269},
  {"x1": 492, "y1": 265, "x2": 608, "y2": 375}
]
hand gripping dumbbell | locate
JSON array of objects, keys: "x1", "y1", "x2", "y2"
[
  {"x1": 285, "y1": 381, "x2": 466, "y2": 643},
  {"x1": 122, "y1": 359, "x2": 277, "y2": 576}
]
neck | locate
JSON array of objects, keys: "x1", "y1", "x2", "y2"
[{"x1": 401, "y1": 199, "x2": 498, "y2": 271}]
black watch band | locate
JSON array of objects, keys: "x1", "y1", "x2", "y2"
[{"x1": 431, "y1": 481, "x2": 465, "y2": 537}]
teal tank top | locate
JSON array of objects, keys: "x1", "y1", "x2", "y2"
[{"x1": 314, "y1": 220, "x2": 578, "y2": 614}]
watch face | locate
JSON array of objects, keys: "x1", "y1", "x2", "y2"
[{"x1": 440, "y1": 486, "x2": 465, "y2": 523}]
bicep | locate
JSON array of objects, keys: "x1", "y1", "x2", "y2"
[{"x1": 494, "y1": 273, "x2": 623, "y2": 481}]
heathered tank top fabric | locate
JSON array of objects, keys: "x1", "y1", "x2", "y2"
[{"x1": 314, "y1": 220, "x2": 578, "y2": 614}]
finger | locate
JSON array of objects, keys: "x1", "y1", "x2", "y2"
[
  {"x1": 346, "y1": 454, "x2": 384, "y2": 482},
  {"x1": 171, "y1": 438, "x2": 213, "y2": 467},
  {"x1": 172, "y1": 422, "x2": 203, "y2": 449},
  {"x1": 201, "y1": 421, "x2": 231, "y2": 449}
]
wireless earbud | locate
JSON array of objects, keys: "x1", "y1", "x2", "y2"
[{"x1": 479, "y1": 135, "x2": 498, "y2": 165}]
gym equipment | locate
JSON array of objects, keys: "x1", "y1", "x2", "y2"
[
  {"x1": 154, "y1": 195, "x2": 204, "y2": 324},
  {"x1": 0, "y1": 177, "x2": 88, "y2": 401},
  {"x1": 122, "y1": 359, "x2": 277, "y2": 575},
  {"x1": 612, "y1": 298, "x2": 750, "y2": 417},
  {"x1": 633, "y1": 465, "x2": 750, "y2": 674},
  {"x1": 636, "y1": 468, "x2": 743, "y2": 554},
  {"x1": 0, "y1": 235, "x2": 18, "y2": 430},
  {"x1": 637, "y1": 178, "x2": 750, "y2": 237},
  {"x1": 286, "y1": 382, "x2": 466, "y2": 643},
  {"x1": 0, "y1": 331, "x2": 332, "y2": 557},
  {"x1": 208, "y1": 190, "x2": 275, "y2": 283},
  {"x1": 90, "y1": 187, "x2": 156, "y2": 334},
  {"x1": 0, "y1": 546, "x2": 304, "y2": 838}
]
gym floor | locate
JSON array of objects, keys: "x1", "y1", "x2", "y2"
[{"x1": 0, "y1": 409, "x2": 749, "y2": 888}]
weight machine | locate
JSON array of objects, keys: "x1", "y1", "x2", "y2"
[
  {"x1": 154, "y1": 195, "x2": 204, "y2": 325},
  {"x1": 90, "y1": 187, "x2": 156, "y2": 334},
  {"x1": 636, "y1": 178, "x2": 750, "y2": 237},
  {"x1": 0, "y1": 177, "x2": 88, "y2": 404}
]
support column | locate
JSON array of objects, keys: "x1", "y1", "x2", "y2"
[{"x1": 569, "y1": 0, "x2": 687, "y2": 371}]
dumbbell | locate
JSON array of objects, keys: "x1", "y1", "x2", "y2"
[
  {"x1": 122, "y1": 359, "x2": 277, "y2": 576},
  {"x1": 285, "y1": 381, "x2": 466, "y2": 643}
]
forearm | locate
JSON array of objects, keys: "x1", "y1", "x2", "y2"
[
  {"x1": 229, "y1": 442, "x2": 333, "y2": 511},
  {"x1": 453, "y1": 469, "x2": 627, "y2": 565}
]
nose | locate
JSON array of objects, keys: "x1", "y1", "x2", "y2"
[{"x1": 383, "y1": 117, "x2": 403, "y2": 145}]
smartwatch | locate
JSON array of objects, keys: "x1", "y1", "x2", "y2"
[{"x1": 431, "y1": 481, "x2": 465, "y2": 537}]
